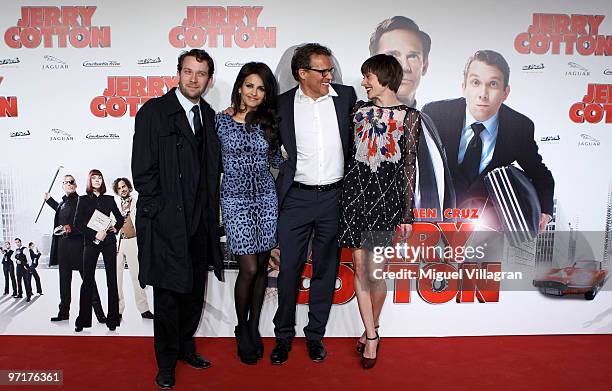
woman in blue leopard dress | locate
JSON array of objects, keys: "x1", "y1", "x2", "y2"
[{"x1": 216, "y1": 62, "x2": 283, "y2": 365}]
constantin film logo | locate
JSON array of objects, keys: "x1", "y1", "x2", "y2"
[
  {"x1": 225, "y1": 61, "x2": 246, "y2": 68},
  {"x1": 169, "y1": 6, "x2": 276, "y2": 48},
  {"x1": 578, "y1": 133, "x2": 601, "y2": 147},
  {"x1": 90, "y1": 76, "x2": 178, "y2": 118},
  {"x1": 569, "y1": 84, "x2": 611, "y2": 123},
  {"x1": 42, "y1": 55, "x2": 68, "y2": 70},
  {"x1": 565, "y1": 61, "x2": 590, "y2": 76},
  {"x1": 4, "y1": 6, "x2": 111, "y2": 48},
  {"x1": 85, "y1": 131, "x2": 120, "y2": 140},
  {"x1": 83, "y1": 60, "x2": 120, "y2": 68},
  {"x1": 514, "y1": 13, "x2": 610, "y2": 55},
  {"x1": 50, "y1": 128, "x2": 73, "y2": 141},
  {"x1": 0, "y1": 76, "x2": 18, "y2": 117}
]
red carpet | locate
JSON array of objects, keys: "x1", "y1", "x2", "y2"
[{"x1": 0, "y1": 335, "x2": 610, "y2": 390}]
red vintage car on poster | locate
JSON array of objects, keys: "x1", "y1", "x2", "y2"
[{"x1": 533, "y1": 260, "x2": 609, "y2": 300}]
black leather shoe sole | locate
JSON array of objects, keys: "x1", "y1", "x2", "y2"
[{"x1": 50, "y1": 315, "x2": 69, "y2": 322}]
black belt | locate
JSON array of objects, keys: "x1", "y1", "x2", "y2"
[{"x1": 291, "y1": 180, "x2": 343, "y2": 192}]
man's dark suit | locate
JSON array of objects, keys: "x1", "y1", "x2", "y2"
[
  {"x1": 273, "y1": 84, "x2": 356, "y2": 342},
  {"x1": 422, "y1": 98, "x2": 554, "y2": 218},
  {"x1": 132, "y1": 87, "x2": 222, "y2": 370}
]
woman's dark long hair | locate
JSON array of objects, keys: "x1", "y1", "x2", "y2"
[
  {"x1": 230, "y1": 62, "x2": 280, "y2": 156},
  {"x1": 85, "y1": 169, "x2": 106, "y2": 195}
]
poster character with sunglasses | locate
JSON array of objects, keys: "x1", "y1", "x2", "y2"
[{"x1": 44, "y1": 174, "x2": 107, "y2": 323}]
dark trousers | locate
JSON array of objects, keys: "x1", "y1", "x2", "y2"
[
  {"x1": 273, "y1": 187, "x2": 341, "y2": 342},
  {"x1": 16, "y1": 265, "x2": 32, "y2": 298},
  {"x1": 3, "y1": 262, "x2": 17, "y2": 295},
  {"x1": 30, "y1": 268, "x2": 42, "y2": 294},
  {"x1": 57, "y1": 238, "x2": 104, "y2": 318},
  {"x1": 153, "y1": 263, "x2": 206, "y2": 370},
  {"x1": 76, "y1": 240, "x2": 120, "y2": 328}
]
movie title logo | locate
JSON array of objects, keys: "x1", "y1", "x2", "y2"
[
  {"x1": 569, "y1": 84, "x2": 612, "y2": 123},
  {"x1": 50, "y1": 128, "x2": 73, "y2": 141},
  {"x1": 83, "y1": 60, "x2": 120, "y2": 68},
  {"x1": 565, "y1": 61, "x2": 590, "y2": 76},
  {"x1": 9, "y1": 130, "x2": 30, "y2": 138},
  {"x1": 578, "y1": 133, "x2": 601, "y2": 147},
  {"x1": 515, "y1": 13, "x2": 610, "y2": 55},
  {"x1": 169, "y1": 6, "x2": 276, "y2": 48},
  {"x1": 299, "y1": 222, "x2": 507, "y2": 305},
  {"x1": 0, "y1": 57, "x2": 20, "y2": 67},
  {"x1": 0, "y1": 76, "x2": 18, "y2": 118},
  {"x1": 137, "y1": 57, "x2": 161, "y2": 66},
  {"x1": 85, "y1": 132, "x2": 119, "y2": 140},
  {"x1": 42, "y1": 55, "x2": 68, "y2": 70},
  {"x1": 90, "y1": 76, "x2": 178, "y2": 118},
  {"x1": 4, "y1": 6, "x2": 111, "y2": 49}
]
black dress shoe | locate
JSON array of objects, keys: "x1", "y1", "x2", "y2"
[
  {"x1": 15, "y1": 295, "x2": 22, "y2": 298},
  {"x1": 179, "y1": 352, "x2": 211, "y2": 369},
  {"x1": 306, "y1": 339, "x2": 327, "y2": 362},
  {"x1": 141, "y1": 311, "x2": 154, "y2": 319},
  {"x1": 270, "y1": 339, "x2": 291, "y2": 365},
  {"x1": 51, "y1": 314, "x2": 69, "y2": 322},
  {"x1": 75, "y1": 326, "x2": 83, "y2": 332},
  {"x1": 155, "y1": 369, "x2": 175, "y2": 390}
]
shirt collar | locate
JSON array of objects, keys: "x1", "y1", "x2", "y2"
[
  {"x1": 175, "y1": 88, "x2": 199, "y2": 114},
  {"x1": 465, "y1": 108, "x2": 499, "y2": 135},
  {"x1": 296, "y1": 84, "x2": 337, "y2": 103}
]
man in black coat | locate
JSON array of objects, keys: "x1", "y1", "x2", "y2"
[
  {"x1": 2, "y1": 241, "x2": 17, "y2": 296},
  {"x1": 271, "y1": 43, "x2": 357, "y2": 364},
  {"x1": 132, "y1": 49, "x2": 222, "y2": 390},
  {"x1": 422, "y1": 50, "x2": 554, "y2": 231},
  {"x1": 45, "y1": 175, "x2": 106, "y2": 322}
]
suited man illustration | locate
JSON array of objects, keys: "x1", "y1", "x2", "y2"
[
  {"x1": 132, "y1": 49, "x2": 223, "y2": 390},
  {"x1": 422, "y1": 50, "x2": 554, "y2": 231},
  {"x1": 271, "y1": 43, "x2": 357, "y2": 365},
  {"x1": 369, "y1": 16, "x2": 455, "y2": 216}
]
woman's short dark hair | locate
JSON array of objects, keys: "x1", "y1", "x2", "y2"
[
  {"x1": 290, "y1": 43, "x2": 332, "y2": 82},
  {"x1": 177, "y1": 49, "x2": 215, "y2": 77},
  {"x1": 361, "y1": 54, "x2": 403, "y2": 93},
  {"x1": 112, "y1": 177, "x2": 133, "y2": 195},
  {"x1": 86, "y1": 169, "x2": 106, "y2": 195},
  {"x1": 231, "y1": 62, "x2": 280, "y2": 156}
]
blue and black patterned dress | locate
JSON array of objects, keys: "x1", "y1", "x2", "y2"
[{"x1": 216, "y1": 113, "x2": 283, "y2": 255}]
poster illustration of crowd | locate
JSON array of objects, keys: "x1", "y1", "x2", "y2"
[{"x1": 0, "y1": 0, "x2": 611, "y2": 337}]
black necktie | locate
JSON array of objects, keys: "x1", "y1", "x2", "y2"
[
  {"x1": 417, "y1": 128, "x2": 440, "y2": 217},
  {"x1": 460, "y1": 122, "x2": 486, "y2": 184},
  {"x1": 191, "y1": 105, "x2": 203, "y2": 146}
]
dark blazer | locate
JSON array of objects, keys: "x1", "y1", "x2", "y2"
[
  {"x1": 275, "y1": 84, "x2": 357, "y2": 208},
  {"x1": 46, "y1": 193, "x2": 82, "y2": 267},
  {"x1": 74, "y1": 193, "x2": 124, "y2": 244},
  {"x1": 132, "y1": 87, "x2": 223, "y2": 294},
  {"x1": 422, "y1": 98, "x2": 554, "y2": 215}
]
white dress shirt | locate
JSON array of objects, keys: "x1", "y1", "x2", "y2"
[
  {"x1": 293, "y1": 85, "x2": 344, "y2": 185},
  {"x1": 175, "y1": 88, "x2": 201, "y2": 133}
]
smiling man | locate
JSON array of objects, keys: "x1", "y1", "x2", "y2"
[
  {"x1": 271, "y1": 43, "x2": 356, "y2": 365},
  {"x1": 132, "y1": 49, "x2": 223, "y2": 389},
  {"x1": 369, "y1": 16, "x2": 456, "y2": 218},
  {"x1": 422, "y1": 50, "x2": 554, "y2": 231}
]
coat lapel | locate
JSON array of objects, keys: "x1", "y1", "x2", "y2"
[{"x1": 279, "y1": 88, "x2": 297, "y2": 163}]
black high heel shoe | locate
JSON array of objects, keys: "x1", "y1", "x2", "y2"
[
  {"x1": 253, "y1": 331, "x2": 264, "y2": 360},
  {"x1": 361, "y1": 331, "x2": 380, "y2": 369},
  {"x1": 356, "y1": 325, "x2": 379, "y2": 354},
  {"x1": 234, "y1": 325, "x2": 257, "y2": 365}
]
